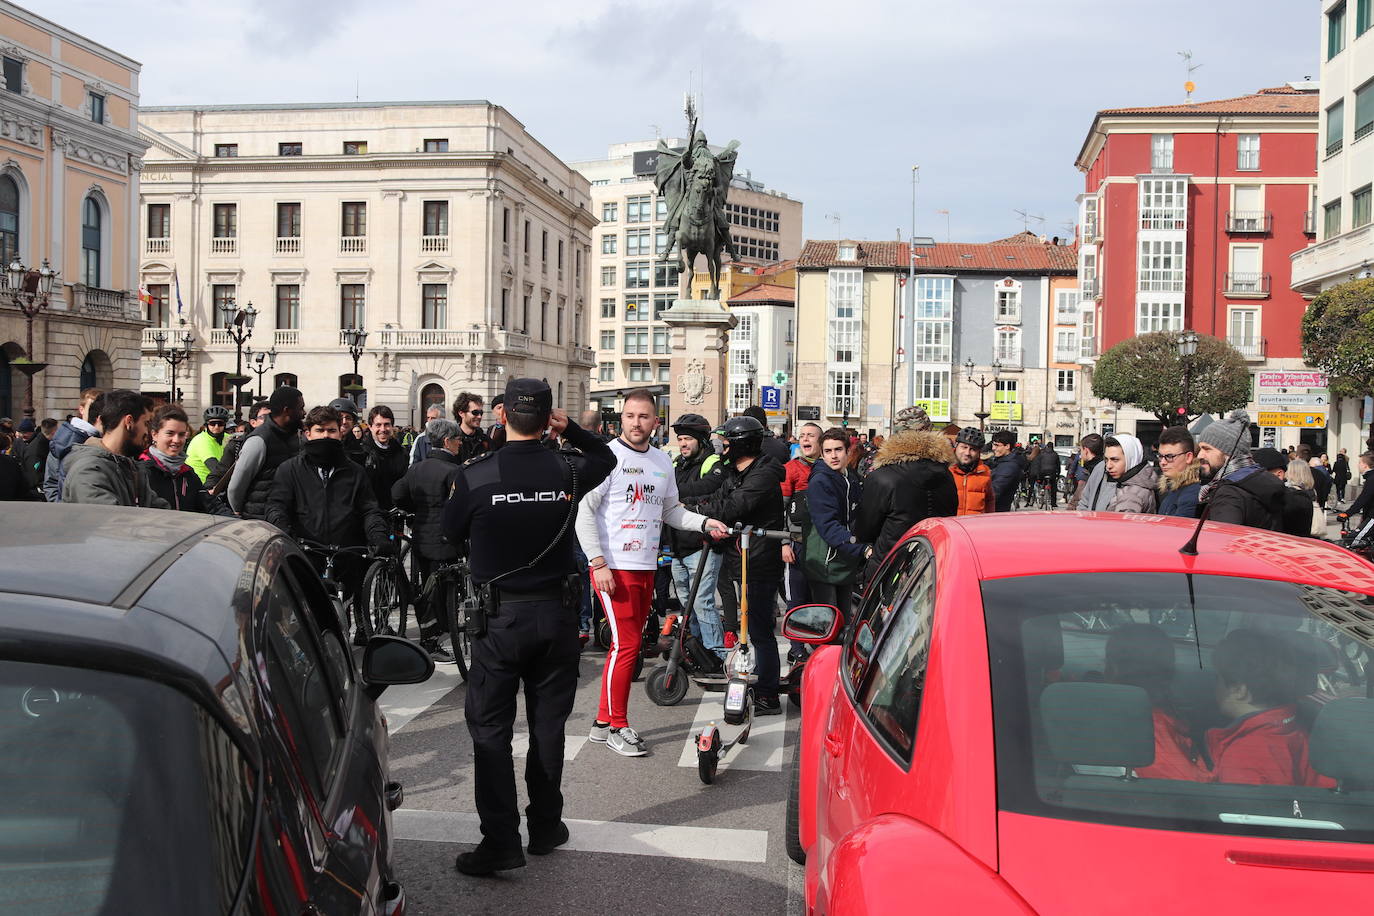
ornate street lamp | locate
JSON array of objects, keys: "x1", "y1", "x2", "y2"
[
  {"x1": 342, "y1": 327, "x2": 368, "y2": 404},
  {"x1": 217, "y1": 299, "x2": 256, "y2": 420},
  {"x1": 1176, "y1": 330, "x2": 1199, "y2": 424},
  {"x1": 4, "y1": 258, "x2": 60, "y2": 419},
  {"x1": 964, "y1": 357, "x2": 1003, "y2": 431},
  {"x1": 153, "y1": 320, "x2": 195, "y2": 405},
  {"x1": 246, "y1": 344, "x2": 278, "y2": 400}
]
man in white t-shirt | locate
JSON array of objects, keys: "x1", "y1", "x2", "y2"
[{"x1": 576, "y1": 389, "x2": 728, "y2": 757}]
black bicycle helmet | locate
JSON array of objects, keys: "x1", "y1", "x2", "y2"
[
  {"x1": 955, "y1": 426, "x2": 985, "y2": 449},
  {"x1": 328, "y1": 397, "x2": 360, "y2": 419},
  {"x1": 203, "y1": 405, "x2": 231, "y2": 423},
  {"x1": 671, "y1": 413, "x2": 713, "y2": 438}
]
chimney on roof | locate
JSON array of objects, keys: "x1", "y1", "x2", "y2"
[{"x1": 1051, "y1": 236, "x2": 1060, "y2": 246}]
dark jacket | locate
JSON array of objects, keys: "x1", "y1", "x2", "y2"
[
  {"x1": 1205, "y1": 465, "x2": 1289, "y2": 532},
  {"x1": 669, "y1": 446, "x2": 724, "y2": 558},
  {"x1": 266, "y1": 452, "x2": 389, "y2": 550},
  {"x1": 853, "y1": 430, "x2": 957, "y2": 562},
  {"x1": 697, "y1": 452, "x2": 786, "y2": 581},
  {"x1": 0, "y1": 453, "x2": 39, "y2": 500},
  {"x1": 391, "y1": 449, "x2": 463, "y2": 561},
  {"x1": 1310, "y1": 464, "x2": 1333, "y2": 506},
  {"x1": 455, "y1": 426, "x2": 492, "y2": 464},
  {"x1": 987, "y1": 450, "x2": 1028, "y2": 513},
  {"x1": 359, "y1": 434, "x2": 409, "y2": 512},
  {"x1": 761, "y1": 433, "x2": 790, "y2": 466},
  {"x1": 807, "y1": 460, "x2": 866, "y2": 561},
  {"x1": 1157, "y1": 460, "x2": 1203, "y2": 519},
  {"x1": 18, "y1": 434, "x2": 48, "y2": 492},
  {"x1": 1333, "y1": 454, "x2": 1351, "y2": 485},
  {"x1": 138, "y1": 451, "x2": 234, "y2": 516},
  {"x1": 236, "y1": 420, "x2": 301, "y2": 520},
  {"x1": 1347, "y1": 468, "x2": 1374, "y2": 521},
  {"x1": 204, "y1": 431, "x2": 246, "y2": 493},
  {"x1": 43, "y1": 419, "x2": 97, "y2": 502},
  {"x1": 61, "y1": 443, "x2": 170, "y2": 509},
  {"x1": 1031, "y1": 448, "x2": 1060, "y2": 479}
]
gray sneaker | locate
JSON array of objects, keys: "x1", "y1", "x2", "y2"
[
  {"x1": 588, "y1": 722, "x2": 610, "y2": 743},
  {"x1": 607, "y1": 726, "x2": 647, "y2": 757}
]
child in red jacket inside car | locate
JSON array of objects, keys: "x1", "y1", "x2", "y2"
[{"x1": 1206, "y1": 628, "x2": 1334, "y2": 788}]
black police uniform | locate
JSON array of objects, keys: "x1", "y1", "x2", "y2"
[{"x1": 439, "y1": 385, "x2": 615, "y2": 870}]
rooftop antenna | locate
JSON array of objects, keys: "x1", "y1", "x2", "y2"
[
  {"x1": 1014, "y1": 209, "x2": 1045, "y2": 232},
  {"x1": 1179, "y1": 50, "x2": 1202, "y2": 103},
  {"x1": 825, "y1": 212, "x2": 842, "y2": 239},
  {"x1": 355, "y1": 75, "x2": 360, "y2": 102},
  {"x1": 936, "y1": 209, "x2": 951, "y2": 242},
  {"x1": 650, "y1": 123, "x2": 662, "y2": 139}
]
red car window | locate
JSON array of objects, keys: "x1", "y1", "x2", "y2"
[
  {"x1": 984, "y1": 572, "x2": 1374, "y2": 843},
  {"x1": 857, "y1": 557, "x2": 936, "y2": 761},
  {"x1": 844, "y1": 539, "x2": 929, "y2": 690}
]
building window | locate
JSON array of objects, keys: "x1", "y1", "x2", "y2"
[
  {"x1": 1139, "y1": 178, "x2": 1187, "y2": 230},
  {"x1": 624, "y1": 294, "x2": 649, "y2": 322},
  {"x1": 422, "y1": 283, "x2": 447, "y2": 329},
  {"x1": 88, "y1": 92, "x2": 104, "y2": 124},
  {"x1": 657, "y1": 363, "x2": 671, "y2": 383},
  {"x1": 626, "y1": 195, "x2": 651, "y2": 223},
  {"x1": 995, "y1": 328, "x2": 1021, "y2": 365},
  {"x1": 558, "y1": 240, "x2": 565, "y2": 270},
  {"x1": 541, "y1": 230, "x2": 548, "y2": 264},
  {"x1": 2, "y1": 56, "x2": 21, "y2": 94},
  {"x1": 1137, "y1": 301, "x2": 1184, "y2": 333},
  {"x1": 727, "y1": 381, "x2": 752, "y2": 412},
  {"x1": 1236, "y1": 134, "x2": 1260, "y2": 170},
  {"x1": 601, "y1": 266, "x2": 616, "y2": 287},
  {"x1": 338, "y1": 374, "x2": 365, "y2": 408},
  {"x1": 502, "y1": 207, "x2": 511, "y2": 244},
  {"x1": 1356, "y1": 79, "x2": 1374, "y2": 143},
  {"x1": 343, "y1": 141, "x2": 367, "y2": 155},
  {"x1": 913, "y1": 276, "x2": 953, "y2": 363},
  {"x1": 145, "y1": 284, "x2": 170, "y2": 326},
  {"x1": 653, "y1": 328, "x2": 671, "y2": 354},
  {"x1": 628, "y1": 362, "x2": 652, "y2": 383},
  {"x1": 827, "y1": 370, "x2": 858, "y2": 418},
  {"x1": 655, "y1": 198, "x2": 668, "y2": 221},
  {"x1": 595, "y1": 298, "x2": 614, "y2": 320},
  {"x1": 278, "y1": 141, "x2": 302, "y2": 156},
  {"x1": 995, "y1": 285, "x2": 1021, "y2": 323},
  {"x1": 1229, "y1": 309, "x2": 1258, "y2": 346},
  {"x1": 523, "y1": 220, "x2": 531, "y2": 254},
  {"x1": 214, "y1": 144, "x2": 238, "y2": 158},
  {"x1": 626, "y1": 228, "x2": 651, "y2": 256},
  {"x1": 598, "y1": 362, "x2": 615, "y2": 382},
  {"x1": 521, "y1": 294, "x2": 530, "y2": 333},
  {"x1": 210, "y1": 372, "x2": 234, "y2": 408},
  {"x1": 1054, "y1": 289, "x2": 1079, "y2": 324},
  {"x1": 1327, "y1": 100, "x2": 1345, "y2": 157},
  {"x1": 276, "y1": 202, "x2": 301, "y2": 238},
  {"x1": 599, "y1": 329, "x2": 616, "y2": 350},
  {"x1": 1055, "y1": 329, "x2": 1078, "y2": 362},
  {"x1": 601, "y1": 234, "x2": 617, "y2": 255},
  {"x1": 423, "y1": 138, "x2": 448, "y2": 152},
  {"x1": 147, "y1": 203, "x2": 170, "y2": 240},
  {"x1": 1329, "y1": 1, "x2": 1347, "y2": 59},
  {"x1": 540, "y1": 297, "x2": 548, "y2": 340},
  {"x1": 1353, "y1": 185, "x2": 1373, "y2": 229},
  {"x1": 1359, "y1": 0, "x2": 1372, "y2": 36},
  {"x1": 276, "y1": 285, "x2": 300, "y2": 330},
  {"x1": 828, "y1": 268, "x2": 863, "y2": 366},
  {"x1": 1325, "y1": 198, "x2": 1343, "y2": 239},
  {"x1": 1080, "y1": 308, "x2": 1096, "y2": 358},
  {"x1": 81, "y1": 196, "x2": 101, "y2": 287},
  {"x1": 601, "y1": 202, "x2": 618, "y2": 222},
  {"x1": 342, "y1": 201, "x2": 366, "y2": 237},
  {"x1": 916, "y1": 370, "x2": 947, "y2": 404},
  {"x1": 995, "y1": 379, "x2": 1019, "y2": 410},
  {"x1": 1151, "y1": 134, "x2": 1173, "y2": 171},
  {"x1": 653, "y1": 293, "x2": 674, "y2": 318},
  {"x1": 624, "y1": 261, "x2": 650, "y2": 289},
  {"x1": 340, "y1": 284, "x2": 366, "y2": 329},
  {"x1": 624, "y1": 329, "x2": 649, "y2": 354},
  {"x1": 500, "y1": 288, "x2": 510, "y2": 327},
  {"x1": 1138, "y1": 239, "x2": 1186, "y2": 292},
  {"x1": 212, "y1": 203, "x2": 237, "y2": 238},
  {"x1": 1056, "y1": 370, "x2": 1076, "y2": 395},
  {"x1": 212, "y1": 284, "x2": 236, "y2": 328},
  {"x1": 655, "y1": 262, "x2": 680, "y2": 287},
  {"x1": 423, "y1": 200, "x2": 448, "y2": 236}
]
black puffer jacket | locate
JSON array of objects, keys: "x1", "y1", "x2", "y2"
[
  {"x1": 697, "y1": 453, "x2": 786, "y2": 581},
  {"x1": 392, "y1": 449, "x2": 463, "y2": 561},
  {"x1": 139, "y1": 452, "x2": 233, "y2": 515},
  {"x1": 853, "y1": 430, "x2": 957, "y2": 563},
  {"x1": 239, "y1": 421, "x2": 301, "y2": 520},
  {"x1": 1204, "y1": 466, "x2": 1287, "y2": 532},
  {"x1": 266, "y1": 454, "x2": 388, "y2": 549},
  {"x1": 360, "y1": 435, "x2": 408, "y2": 512},
  {"x1": 669, "y1": 447, "x2": 724, "y2": 558}
]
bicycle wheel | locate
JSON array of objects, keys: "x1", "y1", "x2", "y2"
[
  {"x1": 443, "y1": 575, "x2": 470, "y2": 681},
  {"x1": 360, "y1": 559, "x2": 407, "y2": 638},
  {"x1": 395, "y1": 538, "x2": 413, "y2": 639}
]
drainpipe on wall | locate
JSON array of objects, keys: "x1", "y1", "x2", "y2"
[{"x1": 1210, "y1": 116, "x2": 1224, "y2": 338}]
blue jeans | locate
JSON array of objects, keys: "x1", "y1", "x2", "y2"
[
  {"x1": 671, "y1": 549, "x2": 724, "y2": 658},
  {"x1": 574, "y1": 545, "x2": 594, "y2": 634}
]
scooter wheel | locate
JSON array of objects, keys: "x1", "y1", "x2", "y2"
[
  {"x1": 645, "y1": 664, "x2": 690, "y2": 706},
  {"x1": 595, "y1": 620, "x2": 612, "y2": 650},
  {"x1": 697, "y1": 727, "x2": 721, "y2": 785}
]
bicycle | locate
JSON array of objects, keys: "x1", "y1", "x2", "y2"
[
  {"x1": 300, "y1": 541, "x2": 378, "y2": 644},
  {"x1": 358, "y1": 534, "x2": 410, "y2": 641},
  {"x1": 417, "y1": 558, "x2": 476, "y2": 679},
  {"x1": 378, "y1": 508, "x2": 424, "y2": 639},
  {"x1": 1033, "y1": 478, "x2": 1053, "y2": 511}
]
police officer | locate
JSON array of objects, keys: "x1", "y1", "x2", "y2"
[{"x1": 439, "y1": 378, "x2": 615, "y2": 876}]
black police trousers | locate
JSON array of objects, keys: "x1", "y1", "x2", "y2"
[{"x1": 464, "y1": 596, "x2": 579, "y2": 852}]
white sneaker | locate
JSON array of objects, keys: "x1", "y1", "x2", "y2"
[
  {"x1": 588, "y1": 722, "x2": 610, "y2": 743},
  {"x1": 607, "y1": 726, "x2": 648, "y2": 757}
]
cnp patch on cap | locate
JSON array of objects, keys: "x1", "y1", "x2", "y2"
[{"x1": 504, "y1": 377, "x2": 552, "y2": 415}]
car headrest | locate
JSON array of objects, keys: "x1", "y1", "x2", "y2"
[
  {"x1": 1310, "y1": 697, "x2": 1374, "y2": 784},
  {"x1": 1041, "y1": 682, "x2": 1155, "y2": 768},
  {"x1": 1023, "y1": 615, "x2": 1065, "y2": 674}
]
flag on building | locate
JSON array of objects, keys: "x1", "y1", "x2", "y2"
[
  {"x1": 138, "y1": 286, "x2": 153, "y2": 307},
  {"x1": 173, "y1": 267, "x2": 184, "y2": 316}
]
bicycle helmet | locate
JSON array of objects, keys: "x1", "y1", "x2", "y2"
[
  {"x1": 203, "y1": 405, "x2": 231, "y2": 423},
  {"x1": 955, "y1": 426, "x2": 985, "y2": 450},
  {"x1": 714, "y1": 415, "x2": 765, "y2": 461},
  {"x1": 671, "y1": 413, "x2": 713, "y2": 439},
  {"x1": 328, "y1": 397, "x2": 360, "y2": 419}
]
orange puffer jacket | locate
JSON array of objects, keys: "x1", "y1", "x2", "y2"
[{"x1": 951, "y1": 461, "x2": 995, "y2": 515}]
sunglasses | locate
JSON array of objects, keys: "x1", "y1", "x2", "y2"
[{"x1": 468, "y1": 409, "x2": 484, "y2": 417}]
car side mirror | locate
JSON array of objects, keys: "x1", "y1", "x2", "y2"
[
  {"x1": 782, "y1": 604, "x2": 843, "y2": 645},
  {"x1": 362, "y1": 636, "x2": 435, "y2": 699}
]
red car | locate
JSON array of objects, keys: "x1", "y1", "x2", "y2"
[{"x1": 785, "y1": 512, "x2": 1374, "y2": 915}]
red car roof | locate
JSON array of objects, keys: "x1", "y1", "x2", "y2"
[{"x1": 931, "y1": 512, "x2": 1374, "y2": 593}]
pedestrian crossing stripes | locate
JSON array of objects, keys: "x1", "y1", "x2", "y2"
[{"x1": 674, "y1": 686, "x2": 788, "y2": 772}]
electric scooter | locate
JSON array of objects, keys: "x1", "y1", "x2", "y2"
[{"x1": 644, "y1": 537, "x2": 725, "y2": 707}]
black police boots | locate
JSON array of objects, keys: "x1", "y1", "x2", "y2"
[
  {"x1": 527, "y1": 820, "x2": 570, "y2": 856},
  {"x1": 454, "y1": 843, "x2": 526, "y2": 876}
]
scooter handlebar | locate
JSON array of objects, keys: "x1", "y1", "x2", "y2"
[{"x1": 726, "y1": 523, "x2": 798, "y2": 542}]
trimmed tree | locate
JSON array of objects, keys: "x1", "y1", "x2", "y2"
[
  {"x1": 1090, "y1": 330, "x2": 1250, "y2": 426},
  {"x1": 1300, "y1": 277, "x2": 1374, "y2": 448}
]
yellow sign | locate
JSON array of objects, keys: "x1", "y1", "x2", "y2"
[
  {"x1": 1257, "y1": 411, "x2": 1328, "y2": 429},
  {"x1": 912, "y1": 398, "x2": 951, "y2": 421},
  {"x1": 990, "y1": 402, "x2": 1023, "y2": 422}
]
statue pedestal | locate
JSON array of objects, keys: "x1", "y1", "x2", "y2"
[{"x1": 660, "y1": 297, "x2": 735, "y2": 425}]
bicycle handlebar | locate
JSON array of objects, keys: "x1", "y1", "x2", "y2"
[{"x1": 299, "y1": 540, "x2": 376, "y2": 558}]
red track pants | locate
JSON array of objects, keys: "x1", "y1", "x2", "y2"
[{"x1": 594, "y1": 567, "x2": 655, "y2": 729}]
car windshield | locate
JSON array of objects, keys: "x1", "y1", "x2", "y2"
[
  {"x1": 0, "y1": 660, "x2": 256, "y2": 915},
  {"x1": 985, "y1": 573, "x2": 1374, "y2": 843}
]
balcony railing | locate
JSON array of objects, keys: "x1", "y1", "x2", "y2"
[
  {"x1": 142, "y1": 327, "x2": 175, "y2": 348},
  {"x1": 339, "y1": 236, "x2": 366, "y2": 254},
  {"x1": 210, "y1": 236, "x2": 237, "y2": 255},
  {"x1": 1079, "y1": 339, "x2": 1099, "y2": 360},
  {"x1": 1224, "y1": 272, "x2": 1271, "y2": 297},
  {"x1": 1082, "y1": 218, "x2": 1098, "y2": 241},
  {"x1": 274, "y1": 329, "x2": 299, "y2": 347},
  {"x1": 571, "y1": 345, "x2": 597, "y2": 367},
  {"x1": 145, "y1": 237, "x2": 171, "y2": 255},
  {"x1": 379, "y1": 329, "x2": 486, "y2": 349},
  {"x1": 420, "y1": 235, "x2": 449, "y2": 254},
  {"x1": 1228, "y1": 336, "x2": 1267, "y2": 360},
  {"x1": 1358, "y1": 121, "x2": 1374, "y2": 143},
  {"x1": 1054, "y1": 347, "x2": 1080, "y2": 363},
  {"x1": 1304, "y1": 210, "x2": 1317, "y2": 235},
  {"x1": 994, "y1": 347, "x2": 1024, "y2": 369},
  {"x1": 73, "y1": 284, "x2": 135, "y2": 320},
  {"x1": 276, "y1": 237, "x2": 300, "y2": 254},
  {"x1": 1327, "y1": 138, "x2": 1344, "y2": 157},
  {"x1": 1055, "y1": 389, "x2": 1076, "y2": 403},
  {"x1": 1226, "y1": 211, "x2": 1272, "y2": 233},
  {"x1": 210, "y1": 329, "x2": 233, "y2": 346},
  {"x1": 495, "y1": 329, "x2": 530, "y2": 352},
  {"x1": 1055, "y1": 308, "x2": 1079, "y2": 325}
]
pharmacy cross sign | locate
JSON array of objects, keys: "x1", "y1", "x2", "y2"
[{"x1": 772, "y1": 370, "x2": 789, "y2": 387}]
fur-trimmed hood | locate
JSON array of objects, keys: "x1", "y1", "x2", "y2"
[
  {"x1": 872, "y1": 430, "x2": 954, "y2": 470},
  {"x1": 1157, "y1": 459, "x2": 1203, "y2": 494}
]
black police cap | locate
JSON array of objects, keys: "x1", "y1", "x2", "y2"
[{"x1": 504, "y1": 377, "x2": 552, "y2": 415}]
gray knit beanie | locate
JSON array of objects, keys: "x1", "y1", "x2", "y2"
[{"x1": 1196, "y1": 409, "x2": 1252, "y2": 459}]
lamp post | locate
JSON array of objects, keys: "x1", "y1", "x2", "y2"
[
  {"x1": 1176, "y1": 330, "x2": 1199, "y2": 425},
  {"x1": 4, "y1": 258, "x2": 60, "y2": 420},
  {"x1": 153, "y1": 321, "x2": 195, "y2": 405},
  {"x1": 245, "y1": 344, "x2": 277, "y2": 400},
  {"x1": 217, "y1": 299, "x2": 256, "y2": 420},
  {"x1": 342, "y1": 328, "x2": 368, "y2": 405},
  {"x1": 964, "y1": 357, "x2": 1002, "y2": 431}
]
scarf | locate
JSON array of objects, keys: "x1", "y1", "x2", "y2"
[
  {"x1": 1199, "y1": 454, "x2": 1258, "y2": 504},
  {"x1": 149, "y1": 446, "x2": 187, "y2": 472}
]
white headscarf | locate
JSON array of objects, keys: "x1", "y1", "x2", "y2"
[{"x1": 1111, "y1": 433, "x2": 1145, "y2": 472}]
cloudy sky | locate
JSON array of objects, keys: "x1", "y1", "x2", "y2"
[{"x1": 37, "y1": 0, "x2": 1319, "y2": 244}]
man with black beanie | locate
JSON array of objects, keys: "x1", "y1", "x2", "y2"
[{"x1": 1196, "y1": 410, "x2": 1287, "y2": 531}]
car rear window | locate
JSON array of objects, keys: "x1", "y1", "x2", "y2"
[
  {"x1": 0, "y1": 660, "x2": 256, "y2": 914},
  {"x1": 985, "y1": 573, "x2": 1374, "y2": 843}
]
